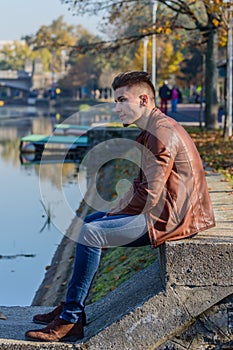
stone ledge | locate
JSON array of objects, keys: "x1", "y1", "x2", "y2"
[
  {"x1": 158, "y1": 171, "x2": 233, "y2": 291},
  {"x1": 1, "y1": 266, "x2": 233, "y2": 349},
  {"x1": 84, "y1": 286, "x2": 233, "y2": 350},
  {"x1": 0, "y1": 339, "x2": 77, "y2": 350},
  {"x1": 0, "y1": 260, "x2": 163, "y2": 348},
  {"x1": 159, "y1": 228, "x2": 233, "y2": 288}
]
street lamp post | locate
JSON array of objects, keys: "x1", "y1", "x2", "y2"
[
  {"x1": 227, "y1": 3, "x2": 233, "y2": 137},
  {"x1": 151, "y1": 0, "x2": 158, "y2": 90},
  {"x1": 50, "y1": 34, "x2": 57, "y2": 100},
  {"x1": 143, "y1": 37, "x2": 149, "y2": 71}
]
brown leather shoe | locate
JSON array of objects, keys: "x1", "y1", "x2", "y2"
[
  {"x1": 33, "y1": 302, "x2": 64, "y2": 325},
  {"x1": 25, "y1": 317, "x2": 84, "y2": 342},
  {"x1": 33, "y1": 302, "x2": 86, "y2": 326}
]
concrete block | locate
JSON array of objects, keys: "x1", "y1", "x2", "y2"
[
  {"x1": 159, "y1": 230, "x2": 233, "y2": 287},
  {"x1": 173, "y1": 285, "x2": 233, "y2": 317}
]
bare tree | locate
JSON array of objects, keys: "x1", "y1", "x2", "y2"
[{"x1": 62, "y1": 0, "x2": 229, "y2": 129}]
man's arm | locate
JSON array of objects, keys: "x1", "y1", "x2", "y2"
[{"x1": 108, "y1": 129, "x2": 177, "y2": 216}]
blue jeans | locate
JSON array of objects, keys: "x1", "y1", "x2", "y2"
[
  {"x1": 171, "y1": 98, "x2": 178, "y2": 112},
  {"x1": 60, "y1": 211, "x2": 149, "y2": 323}
]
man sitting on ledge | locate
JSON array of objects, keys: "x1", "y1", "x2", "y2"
[{"x1": 25, "y1": 71, "x2": 215, "y2": 342}]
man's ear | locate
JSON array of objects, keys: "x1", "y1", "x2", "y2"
[{"x1": 139, "y1": 94, "x2": 148, "y2": 106}]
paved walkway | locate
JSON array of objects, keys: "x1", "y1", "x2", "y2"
[
  {"x1": 167, "y1": 102, "x2": 223, "y2": 126},
  {"x1": 168, "y1": 103, "x2": 202, "y2": 124}
]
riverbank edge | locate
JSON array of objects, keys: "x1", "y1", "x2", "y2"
[{"x1": 31, "y1": 184, "x2": 96, "y2": 306}]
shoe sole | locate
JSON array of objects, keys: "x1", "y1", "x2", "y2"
[
  {"x1": 32, "y1": 319, "x2": 50, "y2": 325},
  {"x1": 25, "y1": 335, "x2": 83, "y2": 342},
  {"x1": 33, "y1": 317, "x2": 88, "y2": 326}
]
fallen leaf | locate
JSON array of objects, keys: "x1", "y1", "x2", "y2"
[
  {"x1": 134, "y1": 266, "x2": 140, "y2": 271},
  {"x1": 106, "y1": 266, "x2": 115, "y2": 273},
  {"x1": 113, "y1": 275, "x2": 121, "y2": 281},
  {"x1": 119, "y1": 255, "x2": 127, "y2": 261}
]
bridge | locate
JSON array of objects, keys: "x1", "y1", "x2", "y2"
[{"x1": 0, "y1": 70, "x2": 32, "y2": 92}]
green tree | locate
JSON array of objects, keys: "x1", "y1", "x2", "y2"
[
  {"x1": 28, "y1": 16, "x2": 79, "y2": 72},
  {"x1": 58, "y1": 27, "x2": 106, "y2": 96},
  {"x1": 0, "y1": 41, "x2": 33, "y2": 70},
  {"x1": 178, "y1": 47, "x2": 203, "y2": 87},
  {"x1": 0, "y1": 16, "x2": 79, "y2": 73},
  {"x1": 0, "y1": 41, "x2": 57, "y2": 73},
  {"x1": 133, "y1": 36, "x2": 183, "y2": 84}
]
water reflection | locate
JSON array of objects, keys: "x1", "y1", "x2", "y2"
[
  {"x1": 0, "y1": 253, "x2": 36, "y2": 259},
  {"x1": 0, "y1": 106, "x2": 86, "y2": 306},
  {"x1": 19, "y1": 151, "x2": 81, "y2": 166}
]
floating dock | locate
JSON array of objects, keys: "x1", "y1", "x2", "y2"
[
  {"x1": 53, "y1": 124, "x2": 89, "y2": 136},
  {"x1": 19, "y1": 134, "x2": 89, "y2": 155}
]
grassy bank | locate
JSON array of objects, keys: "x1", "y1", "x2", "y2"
[{"x1": 187, "y1": 127, "x2": 233, "y2": 183}]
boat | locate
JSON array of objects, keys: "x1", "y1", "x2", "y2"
[
  {"x1": 19, "y1": 151, "x2": 81, "y2": 166},
  {"x1": 19, "y1": 134, "x2": 89, "y2": 157}
]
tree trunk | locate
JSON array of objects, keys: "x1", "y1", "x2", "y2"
[{"x1": 204, "y1": 28, "x2": 219, "y2": 129}]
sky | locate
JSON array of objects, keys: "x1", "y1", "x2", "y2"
[{"x1": 0, "y1": 0, "x2": 101, "y2": 41}]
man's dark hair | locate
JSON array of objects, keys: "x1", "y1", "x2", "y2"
[{"x1": 112, "y1": 71, "x2": 155, "y2": 98}]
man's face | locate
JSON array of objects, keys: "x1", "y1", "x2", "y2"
[{"x1": 114, "y1": 85, "x2": 143, "y2": 125}]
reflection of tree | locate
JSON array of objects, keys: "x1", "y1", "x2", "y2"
[
  {"x1": 0, "y1": 140, "x2": 20, "y2": 167},
  {"x1": 35, "y1": 162, "x2": 78, "y2": 189},
  {"x1": 32, "y1": 117, "x2": 53, "y2": 135},
  {"x1": 0, "y1": 139, "x2": 79, "y2": 189}
]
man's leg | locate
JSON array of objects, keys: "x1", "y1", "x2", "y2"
[
  {"x1": 78, "y1": 212, "x2": 147, "y2": 248},
  {"x1": 61, "y1": 243, "x2": 101, "y2": 323},
  {"x1": 26, "y1": 213, "x2": 148, "y2": 341},
  {"x1": 160, "y1": 98, "x2": 165, "y2": 112},
  {"x1": 172, "y1": 99, "x2": 177, "y2": 112},
  {"x1": 61, "y1": 213, "x2": 148, "y2": 322},
  {"x1": 164, "y1": 98, "x2": 168, "y2": 114}
]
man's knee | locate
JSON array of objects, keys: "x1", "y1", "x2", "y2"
[{"x1": 78, "y1": 223, "x2": 101, "y2": 247}]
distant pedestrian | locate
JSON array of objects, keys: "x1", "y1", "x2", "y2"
[
  {"x1": 159, "y1": 81, "x2": 170, "y2": 114},
  {"x1": 171, "y1": 85, "x2": 181, "y2": 113},
  {"x1": 195, "y1": 85, "x2": 202, "y2": 103}
]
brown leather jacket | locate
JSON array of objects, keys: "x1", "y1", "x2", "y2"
[{"x1": 108, "y1": 108, "x2": 215, "y2": 247}]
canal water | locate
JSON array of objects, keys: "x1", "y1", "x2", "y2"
[{"x1": 0, "y1": 105, "x2": 87, "y2": 306}]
